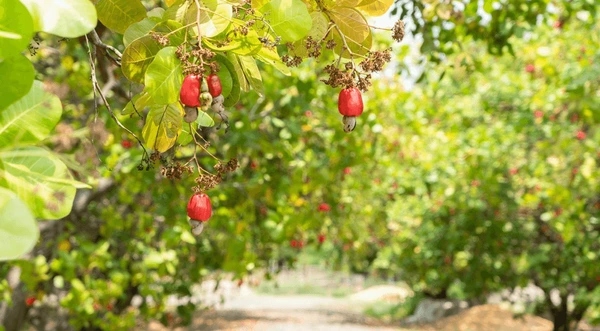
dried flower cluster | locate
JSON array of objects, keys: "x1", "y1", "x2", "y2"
[
  {"x1": 193, "y1": 158, "x2": 239, "y2": 191},
  {"x1": 321, "y1": 65, "x2": 355, "y2": 89},
  {"x1": 360, "y1": 50, "x2": 392, "y2": 72},
  {"x1": 281, "y1": 54, "x2": 303, "y2": 67},
  {"x1": 150, "y1": 32, "x2": 169, "y2": 46},
  {"x1": 392, "y1": 20, "x2": 405, "y2": 42},
  {"x1": 281, "y1": 17, "x2": 401, "y2": 91},
  {"x1": 161, "y1": 162, "x2": 193, "y2": 180},
  {"x1": 176, "y1": 45, "x2": 217, "y2": 76}
]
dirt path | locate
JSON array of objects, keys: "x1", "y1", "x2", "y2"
[
  {"x1": 150, "y1": 291, "x2": 411, "y2": 331},
  {"x1": 148, "y1": 286, "x2": 413, "y2": 331}
]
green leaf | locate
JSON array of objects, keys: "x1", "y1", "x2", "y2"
[
  {"x1": 92, "y1": 0, "x2": 146, "y2": 34},
  {"x1": 185, "y1": 0, "x2": 232, "y2": 38},
  {"x1": 0, "y1": 54, "x2": 35, "y2": 111},
  {"x1": 0, "y1": 0, "x2": 34, "y2": 59},
  {"x1": 291, "y1": 11, "x2": 328, "y2": 57},
  {"x1": 237, "y1": 55, "x2": 264, "y2": 96},
  {"x1": 121, "y1": 35, "x2": 162, "y2": 84},
  {"x1": 177, "y1": 126, "x2": 193, "y2": 145},
  {"x1": 0, "y1": 81, "x2": 61, "y2": 147},
  {"x1": 21, "y1": 0, "x2": 97, "y2": 38},
  {"x1": 163, "y1": 0, "x2": 190, "y2": 22},
  {"x1": 196, "y1": 110, "x2": 215, "y2": 127},
  {"x1": 203, "y1": 24, "x2": 262, "y2": 55},
  {"x1": 258, "y1": 0, "x2": 312, "y2": 42},
  {"x1": 144, "y1": 46, "x2": 183, "y2": 105},
  {"x1": 0, "y1": 187, "x2": 38, "y2": 261},
  {"x1": 142, "y1": 103, "x2": 183, "y2": 152},
  {"x1": 153, "y1": 20, "x2": 186, "y2": 45},
  {"x1": 213, "y1": 55, "x2": 233, "y2": 97},
  {"x1": 216, "y1": 54, "x2": 240, "y2": 107},
  {"x1": 0, "y1": 147, "x2": 89, "y2": 220},
  {"x1": 123, "y1": 17, "x2": 160, "y2": 47},
  {"x1": 255, "y1": 46, "x2": 291, "y2": 76},
  {"x1": 122, "y1": 91, "x2": 151, "y2": 115}
]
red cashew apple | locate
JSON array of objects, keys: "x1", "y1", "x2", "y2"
[
  {"x1": 180, "y1": 74, "x2": 202, "y2": 107},
  {"x1": 338, "y1": 87, "x2": 363, "y2": 132},
  {"x1": 25, "y1": 296, "x2": 36, "y2": 307},
  {"x1": 207, "y1": 74, "x2": 223, "y2": 97},
  {"x1": 187, "y1": 192, "x2": 212, "y2": 235},
  {"x1": 318, "y1": 203, "x2": 331, "y2": 212},
  {"x1": 121, "y1": 139, "x2": 133, "y2": 149}
]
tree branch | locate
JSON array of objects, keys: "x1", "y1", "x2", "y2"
[{"x1": 86, "y1": 29, "x2": 122, "y2": 66}]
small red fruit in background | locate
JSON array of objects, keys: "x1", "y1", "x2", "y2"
[
  {"x1": 121, "y1": 139, "x2": 133, "y2": 149},
  {"x1": 25, "y1": 296, "x2": 36, "y2": 307},
  {"x1": 338, "y1": 87, "x2": 363, "y2": 132},
  {"x1": 207, "y1": 74, "x2": 222, "y2": 97},
  {"x1": 305, "y1": 110, "x2": 313, "y2": 117},
  {"x1": 318, "y1": 203, "x2": 331, "y2": 212},
  {"x1": 250, "y1": 160, "x2": 258, "y2": 170},
  {"x1": 290, "y1": 239, "x2": 299, "y2": 248},
  {"x1": 576, "y1": 130, "x2": 586, "y2": 140},
  {"x1": 444, "y1": 256, "x2": 452, "y2": 265},
  {"x1": 533, "y1": 110, "x2": 543, "y2": 119},
  {"x1": 571, "y1": 114, "x2": 580, "y2": 123},
  {"x1": 553, "y1": 20, "x2": 563, "y2": 29},
  {"x1": 180, "y1": 74, "x2": 202, "y2": 107},
  {"x1": 525, "y1": 63, "x2": 535, "y2": 74},
  {"x1": 343, "y1": 167, "x2": 351, "y2": 175},
  {"x1": 509, "y1": 168, "x2": 518, "y2": 175},
  {"x1": 554, "y1": 208, "x2": 563, "y2": 217},
  {"x1": 525, "y1": 64, "x2": 535, "y2": 73},
  {"x1": 318, "y1": 234, "x2": 326, "y2": 244}
]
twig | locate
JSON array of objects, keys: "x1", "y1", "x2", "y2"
[
  {"x1": 84, "y1": 35, "x2": 149, "y2": 157},
  {"x1": 87, "y1": 29, "x2": 122, "y2": 66}
]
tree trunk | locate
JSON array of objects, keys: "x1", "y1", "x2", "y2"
[
  {"x1": 0, "y1": 267, "x2": 29, "y2": 331},
  {"x1": 550, "y1": 294, "x2": 589, "y2": 331}
]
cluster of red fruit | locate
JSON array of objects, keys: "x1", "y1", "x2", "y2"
[
  {"x1": 187, "y1": 192, "x2": 212, "y2": 235},
  {"x1": 180, "y1": 73, "x2": 224, "y2": 123},
  {"x1": 290, "y1": 234, "x2": 326, "y2": 249}
]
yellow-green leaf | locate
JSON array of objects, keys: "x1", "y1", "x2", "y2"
[
  {"x1": 0, "y1": 187, "x2": 38, "y2": 261},
  {"x1": 0, "y1": 147, "x2": 89, "y2": 220},
  {"x1": 236, "y1": 55, "x2": 264, "y2": 96},
  {"x1": 255, "y1": 46, "x2": 291, "y2": 76},
  {"x1": 22, "y1": 0, "x2": 97, "y2": 38},
  {"x1": 291, "y1": 11, "x2": 329, "y2": 57},
  {"x1": 142, "y1": 103, "x2": 183, "y2": 152},
  {"x1": 144, "y1": 46, "x2": 183, "y2": 105},
  {"x1": 121, "y1": 35, "x2": 162, "y2": 84},
  {"x1": 257, "y1": 0, "x2": 312, "y2": 42},
  {"x1": 0, "y1": 81, "x2": 61, "y2": 147},
  {"x1": 329, "y1": 7, "x2": 371, "y2": 57},
  {"x1": 93, "y1": 0, "x2": 146, "y2": 34},
  {"x1": 356, "y1": 0, "x2": 394, "y2": 16}
]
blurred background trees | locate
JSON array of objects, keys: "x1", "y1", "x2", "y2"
[{"x1": 0, "y1": 1, "x2": 598, "y2": 331}]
